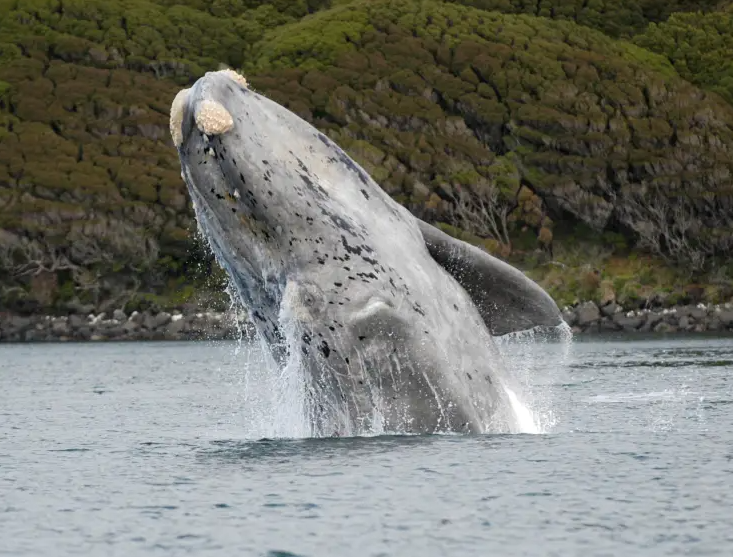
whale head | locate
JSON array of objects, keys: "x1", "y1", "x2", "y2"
[{"x1": 171, "y1": 70, "x2": 401, "y2": 312}]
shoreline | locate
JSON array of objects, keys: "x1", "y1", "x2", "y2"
[{"x1": 1, "y1": 301, "x2": 732, "y2": 343}]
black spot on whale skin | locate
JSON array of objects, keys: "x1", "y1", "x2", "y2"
[
  {"x1": 302, "y1": 332, "x2": 312, "y2": 345},
  {"x1": 358, "y1": 336, "x2": 366, "y2": 341},
  {"x1": 323, "y1": 209, "x2": 356, "y2": 236},
  {"x1": 357, "y1": 272, "x2": 378, "y2": 281},
  {"x1": 299, "y1": 173, "x2": 329, "y2": 198},
  {"x1": 361, "y1": 189, "x2": 370, "y2": 199},
  {"x1": 334, "y1": 282, "x2": 343, "y2": 287},
  {"x1": 319, "y1": 341, "x2": 331, "y2": 359},
  {"x1": 295, "y1": 158, "x2": 309, "y2": 174},
  {"x1": 341, "y1": 235, "x2": 362, "y2": 256},
  {"x1": 466, "y1": 373, "x2": 473, "y2": 380},
  {"x1": 362, "y1": 255, "x2": 378, "y2": 265}
]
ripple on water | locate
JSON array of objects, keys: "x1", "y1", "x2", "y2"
[{"x1": 2, "y1": 339, "x2": 733, "y2": 556}]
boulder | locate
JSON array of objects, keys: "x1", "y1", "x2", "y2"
[{"x1": 576, "y1": 302, "x2": 601, "y2": 327}]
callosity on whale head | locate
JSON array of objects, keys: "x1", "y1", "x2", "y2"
[{"x1": 171, "y1": 69, "x2": 564, "y2": 437}]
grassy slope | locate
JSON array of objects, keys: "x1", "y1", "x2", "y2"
[{"x1": 0, "y1": 0, "x2": 731, "y2": 314}]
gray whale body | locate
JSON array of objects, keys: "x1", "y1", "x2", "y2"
[{"x1": 170, "y1": 69, "x2": 563, "y2": 436}]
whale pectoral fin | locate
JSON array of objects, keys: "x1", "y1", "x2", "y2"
[{"x1": 416, "y1": 219, "x2": 562, "y2": 336}]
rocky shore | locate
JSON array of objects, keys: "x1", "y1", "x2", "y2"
[
  {"x1": 563, "y1": 301, "x2": 733, "y2": 335},
  {"x1": 1, "y1": 302, "x2": 733, "y2": 343},
  {"x1": 0, "y1": 309, "x2": 253, "y2": 343}
]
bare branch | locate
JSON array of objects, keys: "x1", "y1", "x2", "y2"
[{"x1": 446, "y1": 183, "x2": 514, "y2": 249}]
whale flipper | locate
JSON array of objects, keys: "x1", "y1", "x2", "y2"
[{"x1": 416, "y1": 219, "x2": 562, "y2": 336}]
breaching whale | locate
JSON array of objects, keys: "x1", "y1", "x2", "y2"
[{"x1": 170, "y1": 69, "x2": 563, "y2": 436}]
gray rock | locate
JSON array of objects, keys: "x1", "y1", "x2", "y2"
[
  {"x1": 678, "y1": 316, "x2": 691, "y2": 330},
  {"x1": 143, "y1": 311, "x2": 171, "y2": 330},
  {"x1": 113, "y1": 309, "x2": 127, "y2": 322},
  {"x1": 601, "y1": 302, "x2": 620, "y2": 317},
  {"x1": 155, "y1": 312, "x2": 172, "y2": 329},
  {"x1": 690, "y1": 308, "x2": 708, "y2": 320},
  {"x1": 166, "y1": 319, "x2": 186, "y2": 336},
  {"x1": 10, "y1": 316, "x2": 32, "y2": 333},
  {"x1": 613, "y1": 314, "x2": 644, "y2": 331},
  {"x1": 51, "y1": 320, "x2": 70, "y2": 336},
  {"x1": 600, "y1": 317, "x2": 621, "y2": 332},
  {"x1": 562, "y1": 309, "x2": 578, "y2": 327},
  {"x1": 68, "y1": 314, "x2": 86, "y2": 329},
  {"x1": 640, "y1": 312, "x2": 664, "y2": 332},
  {"x1": 654, "y1": 322, "x2": 677, "y2": 333},
  {"x1": 576, "y1": 302, "x2": 600, "y2": 327},
  {"x1": 718, "y1": 310, "x2": 733, "y2": 327},
  {"x1": 105, "y1": 326, "x2": 126, "y2": 338}
]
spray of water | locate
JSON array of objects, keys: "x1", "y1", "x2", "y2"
[
  {"x1": 217, "y1": 316, "x2": 573, "y2": 439},
  {"x1": 493, "y1": 322, "x2": 573, "y2": 434}
]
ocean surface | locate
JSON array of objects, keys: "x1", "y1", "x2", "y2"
[{"x1": 2, "y1": 335, "x2": 733, "y2": 556}]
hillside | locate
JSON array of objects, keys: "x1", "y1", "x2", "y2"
[{"x1": 1, "y1": 0, "x2": 732, "y2": 315}]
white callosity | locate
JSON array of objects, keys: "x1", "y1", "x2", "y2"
[
  {"x1": 169, "y1": 87, "x2": 190, "y2": 148},
  {"x1": 216, "y1": 68, "x2": 249, "y2": 89},
  {"x1": 194, "y1": 99, "x2": 234, "y2": 136}
]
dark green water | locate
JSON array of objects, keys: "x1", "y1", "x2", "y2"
[{"x1": 2, "y1": 337, "x2": 732, "y2": 556}]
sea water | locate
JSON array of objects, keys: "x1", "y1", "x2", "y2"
[{"x1": 2, "y1": 336, "x2": 733, "y2": 556}]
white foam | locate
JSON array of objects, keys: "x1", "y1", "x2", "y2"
[{"x1": 503, "y1": 385, "x2": 541, "y2": 434}]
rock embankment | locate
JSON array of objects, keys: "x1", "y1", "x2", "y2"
[
  {"x1": 563, "y1": 302, "x2": 733, "y2": 334},
  {"x1": 2, "y1": 302, "x2": 733, "y2": 343},
  {"x1": 0, "y1": 310, "x2": 254, "y2": 343}
]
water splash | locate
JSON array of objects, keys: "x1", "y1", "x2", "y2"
[
  {"x1": 494, "y1": 322, "x2": 573, "y2": 434},
  {"x1": 218, "y1": 280, "x2": 573, "y2": 439},
  {"x1": 502, "y1": 385, "x2": 541, "y2": 434}
]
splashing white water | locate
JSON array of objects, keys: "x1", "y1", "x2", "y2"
[
  {"x1": 503, "y1": 385, "x2": 541, "y2": 434},
  {"x1": 494, "y1": 322, "x2": 573, "y2": 434},
  {"x1": 221, "y1": 303, "x2": 572, "y2": 438}
]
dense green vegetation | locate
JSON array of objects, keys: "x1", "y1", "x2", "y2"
[
  {"x1": 0, "y1": 0, "x2": 732, "y2": 314},
  {"x1": 635, "y1": 9, "x2": 733, "y2": 105}
]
